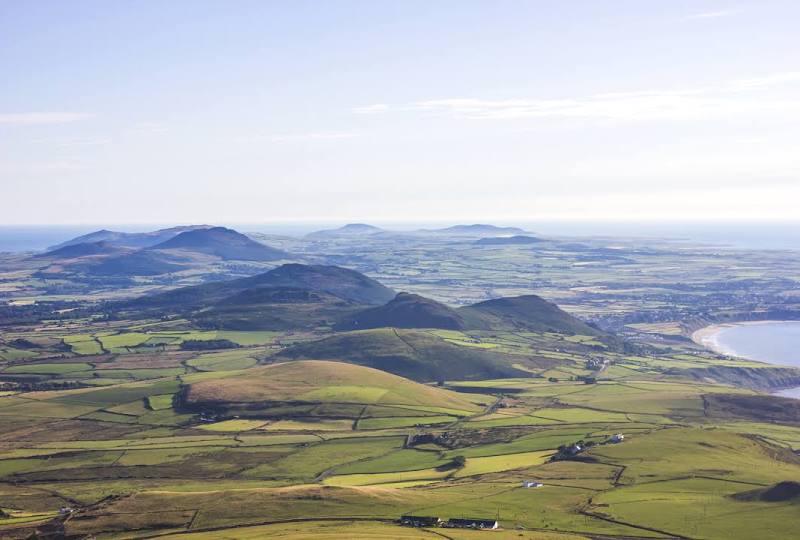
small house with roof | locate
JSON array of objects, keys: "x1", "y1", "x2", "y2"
[
  {"x1": 400, "y1": 515, "x2": 442, "y2": 527},
  {"x1": 446, "y1": 518, "x2": 500, "y2": 529}
]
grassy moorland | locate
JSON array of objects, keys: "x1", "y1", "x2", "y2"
[{"x1": 0, "y1": 321, "x2": 798, "y2": 539}]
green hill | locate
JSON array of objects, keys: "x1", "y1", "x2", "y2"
[
  {"x1": 48, "y1": 225, "x2": 211, "y2": 250},
  {"x1": 336, "y1": 291, "x2": 604, "y2": 337},
  {"x1": 276, "y1": 328, "x2": 545, "y2": 382},
  {"x1": 150, "y1": 226, "x2": 288, "y2": 261},
  {"x1": 335, "y1": 292, "x2": 467, "y2": 331},
  {"x1": 35, "y1": 241, "x2": 125, "y2": 259},
  {"x1": 79, "y1": 250, "x2": 187, "y2": 276},
  {"x1": 193, "y1": 287, "x2": 363, "y2": 330},
  {"x1": 184, "y1": 360, "x2": 482, "y2": 414},
  {"x1": 249, "y1": 264, "x2": 395, "y2": 305},
  {"x1": 119, "y1": 264, "x2": 396, "y2": 328},
  {"x1": 460, "y1": 295, "x2": 604, "y2": 335},
  {"x1": 126, "y1": 264, "x2": 394, "y2": 310}
]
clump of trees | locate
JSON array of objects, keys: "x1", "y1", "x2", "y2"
[
  {"x1": 436, "y1": 455, "x2": 466, "y2": 471},
  {"x1": 180, "y1": 339, "x2": 240, "y2": 351}
]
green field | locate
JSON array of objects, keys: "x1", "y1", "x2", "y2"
[{"x1": 2, "y1": 265, "x2": 800, "y2": 539}]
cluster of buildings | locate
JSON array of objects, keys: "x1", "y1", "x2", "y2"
[
  {"x1": 555, "y1": 433, "x2": 625, "y2": 460},
  {"x1": 585, "y1": 357, "x2": 611, "y2": 371},
  {"x1": 522, "y1": 480, "x2": 544, "y2": 488},
  {"x1": 401, "y1": 435, "x2": 626, "y2": 531},
  {"x1": 400, "y1": 515, "x2": 499, "y2": 529}
]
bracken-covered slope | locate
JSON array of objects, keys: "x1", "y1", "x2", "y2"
[
  {"x1": 119, "y1": 264, "x2": 396, "y2": 329},
  {"x1": 460, "y1": 295, "x2": 605, "y2": 335},
  {"x1": 184, "y1": 360, "x2": 482, "y2": 413},
  {"x1": 337, "y1": 291, "x2": 605, "y2": 336},
  {"x1": 335, "y1": 292, "x2": 467, "y2": 331},
  {"x1": 276, "y1": 328, "x2": 547, "y2": 382},
  {"x1": 193, "y1": 287, "x2": 363, "y2": 330},
  {"x1": 149, "y1": 226, "x2": 288, "y2": 261},
  {"x1": 247, "y1": 264, "x2": 395, "y2": 305}
]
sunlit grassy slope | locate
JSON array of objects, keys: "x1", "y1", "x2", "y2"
[{"x1": 185, "y1": 360, "x2": 484, "y2": 414}]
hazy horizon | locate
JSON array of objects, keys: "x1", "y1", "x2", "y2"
[
  {"x1": 3, "y1": 1, "x2": 800, "y2": 224},
  {"x1": 3, "y1": 219, "x2": 800, "y2": 252}
]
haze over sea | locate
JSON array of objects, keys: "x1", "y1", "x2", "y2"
[{"x1": 2, "y1": 221, "x2": 800, "y2": 253}]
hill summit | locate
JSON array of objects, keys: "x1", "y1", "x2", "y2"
[
  {"x1": 421, "y1": 224, "x2": 527, "y2": 236},
  {"x1": 36, "y1": 241, "x2": 124, "y2": 259},
  {"x1": 120, "y1": 263, "x2": 396, "y2": 329},
  {"x1": 461, "y1": 295, "x2": 603, "y2": 335},
  {"x1": 336, "y1": 292, "x2": 465, "y2": 330},
  {"x1": 49, "y1": 225, "x2": 211, "y2": 250},
  {"x1": 183, "y1": 360, "x2": 481, "y2": 413},
  {"x1": 338, "y1": 291, "x2": 604, "y2": 335},
  {"x1": 276, "y1": 328, "x2": 538, "y2": 382},
  {"x1": 306, "y1": 223, "x2": 384, "y2": 238},
  {"x1": 150, "y1": 226, "x2": 287, "y2": 261}
]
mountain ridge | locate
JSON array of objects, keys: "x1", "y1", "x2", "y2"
[
  {"x1": 419, "y1": 224, "x2": 528, "y2": 236},
  {"x1": 149, "y1": 226, "x2": 288, "y2": 261},
  {"x1": 48, "y1": 225, "x2": 212, "y2": 250}
]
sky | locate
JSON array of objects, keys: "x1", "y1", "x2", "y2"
[{"x1": 2, "y1": 0, "x2": 799, "y2": 225}]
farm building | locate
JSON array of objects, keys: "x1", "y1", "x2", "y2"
[
  {"x1": 565, "y1": 443, "x2": 583, "y2": 455},
  {"x1": 610, "y1": 433, "x2": 625, "y2": 443},
  {"x1": 445, "y1": 518, "x2": 500, "y2": 529},
  {"x1": 400, "y1": 515, "x2": 442, "y2": 527},
  {"x1": 522, "y1": 480, "x2": 543, "y2": 488}
]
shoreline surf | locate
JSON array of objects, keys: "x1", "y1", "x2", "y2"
[{"x1": 692, "y1": 320, "x2": 800, "y2": 397}]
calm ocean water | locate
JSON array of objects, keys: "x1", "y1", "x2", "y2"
[
  {"x1": 713, "y1": 322, "x2": 800, "y2": 368},
  {"x1": 712, "y1": 322, "x2": 800, "y2": 399}
]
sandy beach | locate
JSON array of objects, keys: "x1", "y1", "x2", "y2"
[{"x1": 691, "y1": 320, "x2": 800, "y2": 359}]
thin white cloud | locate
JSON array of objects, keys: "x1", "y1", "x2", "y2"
[
  {"x1": 0, "y1": 112, "x2": 93, "y2": 125},
  {"x1": 685, "y1": 9, "x2": 741, "y2": 20},
  {"x1": 353, "y1": 103, "x2": 389, "y2": 114},
  {"x1": 128, "y1": 121, "x2": 169, "y2": 134},
  {"x1": 408, "y1": 94, "x2": 797, "y2": 121},
  {"x1": 729, "y1": 71, "x2": 800, "y2": 90},
  {"x1": 32, "y1": 136, "x2": 111, "y2": 147},
  {"x1": 0, "y1": 159, "x2": 92, "y2": 175},
  {"x1": 366, "y1": 72, "x2": 800, "y2": 122},
  {"x1": 236, "y1": 132, "x2": 360, "y2": 143}
]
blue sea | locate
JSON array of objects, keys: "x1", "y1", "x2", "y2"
[
  {"x1": 712, "y1": 322, "x2": 800, "y2": 368},
  {"x1": 0, "y1": 226, "x2": 101, "y2": 253},
  {"x1": 711, "y1": 321, "x2": 800, "y2": 399}
]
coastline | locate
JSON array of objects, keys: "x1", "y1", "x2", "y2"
[
  {"x1": 691, "y1": 320, "x2": 800, "y2": 397},
  {"x1": 691, "y1": 320, "x2": 800, "y2": 358}
]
